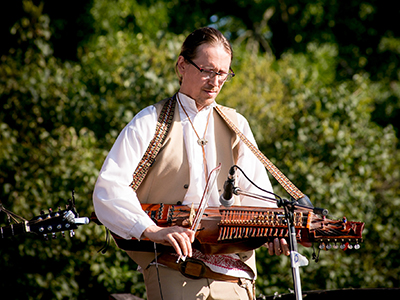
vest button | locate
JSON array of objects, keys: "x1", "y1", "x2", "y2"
[{"x1": 183, "y1": 184, "x2": 189, "y2": 189}]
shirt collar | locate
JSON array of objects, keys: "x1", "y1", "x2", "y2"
[{"x1": 177, "y1": 92, "x2": 216, "y2": 115}]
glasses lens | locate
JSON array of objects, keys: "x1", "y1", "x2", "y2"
[{"x1": 198, "y1": 68, "x2": 234, "y2": 82}]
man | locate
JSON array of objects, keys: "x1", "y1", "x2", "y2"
[{"x1": 93, "y1": 27, "x2": 290, "y2": 300}]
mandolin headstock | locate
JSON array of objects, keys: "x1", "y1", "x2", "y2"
[
  {"x1": 307, "y1": 214, "x2": 364, "y2": 250},
  {"x1": 1, "y1": 191, "x2": 89, "y2": 240},
  {"x1": 29, "y1": 207, "x2": 89, "y2": 240}
]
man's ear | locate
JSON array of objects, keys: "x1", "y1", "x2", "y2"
[{"x1": 176, "y1": 56, "x2": 187, "y2": 75}]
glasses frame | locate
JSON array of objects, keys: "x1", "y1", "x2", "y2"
[{"x1": 184, "y1": 57, "x2": 235, "y2": 82}]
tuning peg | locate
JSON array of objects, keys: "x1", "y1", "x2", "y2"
[
  {"x1": 43, "y1": 233, "x2": 49, "y2": 241},
  {"x1": 52, "y1": 232, "x2": 57, "y2": 239},
  {"x1": 70, "y1": 230, "x2": 75, "y2": 238},
  {"x1": 61, "y1": 231, "x2": 65, "y2": 238},
  {"x1": 44, "y1": 209, "x2": 51, "y2": 219}
]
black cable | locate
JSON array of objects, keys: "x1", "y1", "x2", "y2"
[
  {"x1": 154, "y1": 242, "x2": 164, "y2": 300},
  {"x1": 233, "y1": 164, "x2": 283, "y2": 201}
]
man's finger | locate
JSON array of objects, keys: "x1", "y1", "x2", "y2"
[
  {"x1": 166, "y1": 233, "x2": 183, "y2": 256},
  {"x1": 280, "y1": 238, "x2": 290, "y2": 256},
  {"x1": 169, "y1": 231, "x2": 192, "y2": 257},
  {"x1": 274, "y1": 238, "x2": 281, "y2": 256},
  {"x1": 268, "y1": 242, "x2": 274, "y2": 255}
]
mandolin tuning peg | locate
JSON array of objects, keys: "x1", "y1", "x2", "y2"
[
  {"x1": 61, "y1": 231, "x2": 65, "y2": 238},
  {"x1": 326, "y1": 243, "x2": 332, "y2": 250},
  {"x1": 70, "y1": 230, "x2": 75, "y2": 238},
  {"x1": 347, "y1": 244, "x2": 353, "y2": 250},
  {"x1": 43, "y1": 233, "x2": 49, "y2": 241},
  {"x1": 52, "y1": 232, "x2": 57, "y2": 239},
  {"x1": 333, "y1": 243, "x2": 339, "y2": 250},
  {"x1": 354, "y1": 243, "x2": 360, "y2": 250}
]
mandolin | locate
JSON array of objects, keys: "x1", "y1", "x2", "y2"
[
  {"x1": 1, "y1": 203, "x2": 89, "y2": 241},
  {"x1": 104, "y1": 203, "x2": 364, "y2": 255}
]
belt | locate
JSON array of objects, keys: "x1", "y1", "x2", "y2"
[{"x1": 156, "y1": 253, "x2": 240, "y2": 282}]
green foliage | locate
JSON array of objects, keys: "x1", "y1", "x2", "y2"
[
  {"x1": 0, "y1": 1, "x2": 151, "y2": 299},
  {"x1": 219, "y1": 44, "x2": 400, "y2": 296},
  {"x1": 1, "y1": 0, "x2": 400, "y2": 299},
  {"x1": 76, "y1": 0, "x2": 183, "y2": 144}
]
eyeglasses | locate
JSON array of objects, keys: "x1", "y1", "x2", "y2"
[{"x1": 184, "y1": 57, "x2": 235, "y2": 82}]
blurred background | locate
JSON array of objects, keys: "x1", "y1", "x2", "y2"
[{"x1": 1, "y1": 0, "x2": 399, "y2": 299}]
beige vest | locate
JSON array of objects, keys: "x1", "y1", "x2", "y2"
[
  {"x1": 128, "y1": 97, "x2": 257, "y2": 277},
  {"x1": 136, "y1": 97, "x2": 240, "y2": 204}
]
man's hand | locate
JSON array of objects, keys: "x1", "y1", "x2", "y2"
[
  {"x1": 142, "y1": 225, "x2": 195, "y2": 257},
  {"x1": 266, "y1": 238, "x2": 290, "y2": 256},
  {"x1": 265, "y1": 238, "x2": 313, "y2": 256}
]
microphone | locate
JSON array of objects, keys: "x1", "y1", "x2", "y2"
[
  {"x1": 219, "y1": 166, "x2": 236, "y2": 207},
  {"x1": 296, "y1": 195, "x2": 329, "y2": 216}
]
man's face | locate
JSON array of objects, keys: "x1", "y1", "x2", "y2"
[{"x1": 177, "y1": 43, "x2": 231, "y2": 110}]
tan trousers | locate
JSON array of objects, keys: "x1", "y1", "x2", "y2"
[{"x1": 143, "y1": 264, "x2": 255, "y2": 300}]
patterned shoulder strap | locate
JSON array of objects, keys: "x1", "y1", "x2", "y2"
[
  {"x1": 129, "y1": 96, "x2": 176, "y2": 191},
  {"x1": 215, "y1": 105, "x2": 310, "y2": 203}
]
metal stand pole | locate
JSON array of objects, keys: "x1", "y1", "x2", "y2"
[
  {"x1": 232, "y1": 189, "x2": 319, "y2": 300},
  {"x1": 282, "y1": 202, "x2": 304, "y2": 300}
]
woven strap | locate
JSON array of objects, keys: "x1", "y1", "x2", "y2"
[
  {"x1": 214, "y1": 106, "x2": 305, "y2": 201},
  {"x1": 129, "y1": 96, "x2": 176, "y2": 191}
]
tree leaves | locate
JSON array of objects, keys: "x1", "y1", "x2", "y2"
[{"x1": 1, "y1": 0, "x2": 400, "y2": 298}]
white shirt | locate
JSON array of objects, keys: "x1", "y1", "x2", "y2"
[{"x1": 93, "y1": 93, "x2": 276, "y2": 241}]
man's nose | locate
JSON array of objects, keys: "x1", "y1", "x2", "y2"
[{"x1": 208, "y1": 74, "x2": 220, "y2": 86}]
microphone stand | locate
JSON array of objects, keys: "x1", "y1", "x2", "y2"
[
  {"x1": 280, "y1": 198, "x2": 304, "y2": 300},
  {"x1": 232, "y1": 188, "x2": 326, "y2": 300}
]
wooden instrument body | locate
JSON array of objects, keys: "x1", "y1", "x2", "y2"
[{"x1": 110, "y1": 204, "x2": 364, "y2": 255}]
